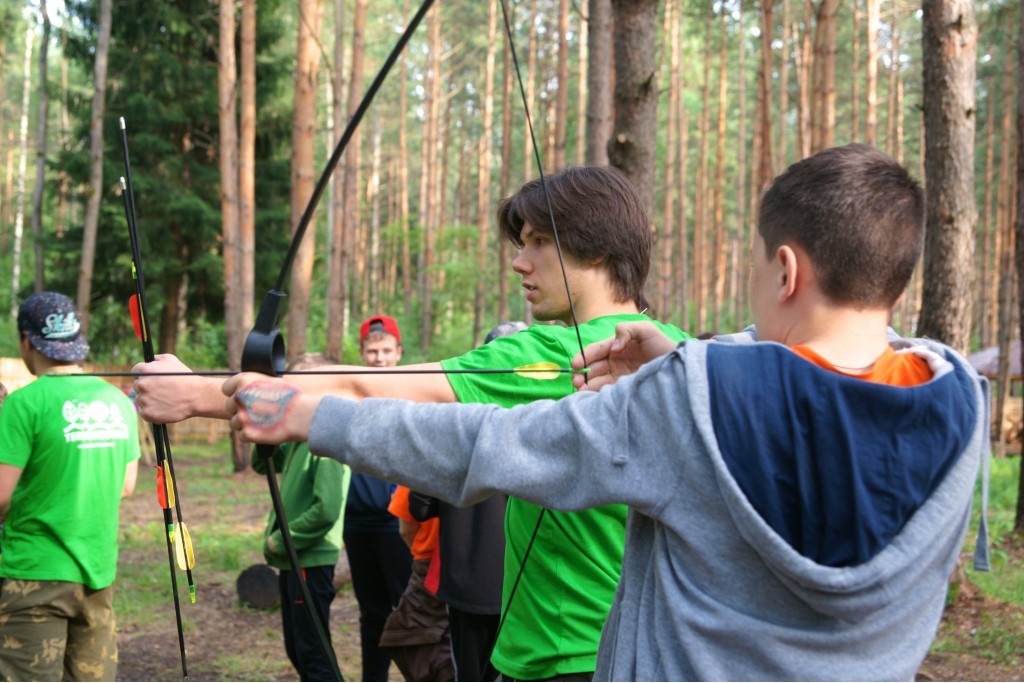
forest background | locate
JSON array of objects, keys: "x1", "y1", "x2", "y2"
[{"x1": 0, "y1": 0, "x2": 1020, "y2": 472}]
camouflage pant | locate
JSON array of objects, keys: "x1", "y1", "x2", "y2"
[{"x1": 0, "y1": 579, "x2": 117, "y2": 682}]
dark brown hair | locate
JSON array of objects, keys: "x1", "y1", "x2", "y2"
[
  {"x1": 497, "y1": 166, "x2": 652, "y2": 306},
  {"x1": 759, "y1": 144, "x2": 925, "y2": 308}
]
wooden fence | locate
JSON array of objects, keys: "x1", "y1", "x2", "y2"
[{"x1": 0, "y1": 357, "x2": 231, "y2": 447}]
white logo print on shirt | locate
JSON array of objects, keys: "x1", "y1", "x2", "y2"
[{"x1": 62, "y1": 399, "x2": 130, "y2": 449}]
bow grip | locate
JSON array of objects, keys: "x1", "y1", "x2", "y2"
[{"x1": 242, "y1": 289, "x2": 287, "y2": 376}]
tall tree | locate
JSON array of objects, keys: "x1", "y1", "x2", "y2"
[
  {"x1": 917, "y1": 0, "x2": 976, "y2": 353},
  {"x1": 757, "y1": 0, "x2": 775, "y2": 187},
  {"x1": 586, "y1": 0, "x2": 612, "y2": 165},
  {"x1": 553, "y1": 0, "x2": 570, "y2": 169},
  {"x1": 865, "y1": 0, "x2": 880, "y2": 146},
  {"x1": 474, "y1": 0, "x2": 498, "y2": 345},
  {"x1": 1014, "y1": 0, "x2": 1024, "y2": 533},
  {"x1": 11, "y1": 20, "x2": 32, "y2": 316},
  {"x1": 286, "y1": 0, "x2": 323, "y2": 359},
  {"x1": 30, "y1": 3, "x2": 50, "y2": 293},
  {"x1": 75, "y1": 0, "x2": 110, "y2": 332},
  {"x1": 811, "y1": 0, "x2": 838, "y2": 153},
  {"x1": 218, "y1": 0, "x2": 241, "y2": 366},
  {"x1": 239, "y1": 0, "x2": 256, "y2": 345},
  {"x1": 607, "y1": 0, "x2": 658, "y2": 212},
  {"x1": 327, "y1": 0, "x2": 348, "y2": 357}
]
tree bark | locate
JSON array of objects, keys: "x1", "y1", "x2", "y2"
[
  {"x1": 757, "y1": 0, "x2": 775, "y2": 187},
  {"x1": 31, "y1": 4, "x2": 50, "y2": 293},
  {"x1": 474, "y1": 0, "x2": 498, "y2": 346},
  {"x1": 607, "y1": 0, "x2": 658, "y2": 213},
  {"x1": 218, "y1": 0, "x2": 241, "y2": 366},
  {"x1": 712, "y1": 5, "x2": 728, "y2": 333},
  {"x1": 327, "y1": 0, "x2": 348, "y2": 358},
  {"x1": 917, "y1": 0, "x2": 976, "y2": 353},
  {"x1": 658, "y1": 0, "x2": 679, "y2": 321},
  {"x1": 866, "y1": 0, "x2": 879, "y2": 146},
  {"x1": 586, "y1": 0, "x2": 612, "y2": 166},
  {"x1": 239, "y1": 0, "x2": 256, "y2": 341},
  {"x1": 1014, "y1": 0, "x2": 1024, "y2": 533},
  {"x1": 553, "y1": 0, "x2": 570, "y2": 169},
  {"x1": 286, "y1": 0, "x2": 323, "y2": 359},
  {"x1": 12, "y1": 22, "x2": 32, "y2": 316},
  {"x1": 811, "y1": 0, "x2": 837, "y2": 153},
  {"x1": 76, "y1": 0, "x2": 111, "y2": 332}
]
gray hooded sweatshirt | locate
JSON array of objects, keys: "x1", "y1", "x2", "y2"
[{"x1": 307, "y1": 336, "x2": 988, "y2": 681}]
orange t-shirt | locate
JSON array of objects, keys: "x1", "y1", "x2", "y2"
[
  {"x1": 388, "y1": 485, "x2": 439, "y2": 561},
  {"x1": 789, "y1": 346, "x2": 933, "y2": 386}
]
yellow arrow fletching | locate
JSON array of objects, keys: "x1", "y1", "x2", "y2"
[
  {"x1": 174, "y1": 523, "x2": 195, "y2": 570},
  {"x1": 513, "y1": 362, "x2": 562, "y2": 381},
  {"x1": 163, "y1": 462, "x2": 176, "y2": 509}
]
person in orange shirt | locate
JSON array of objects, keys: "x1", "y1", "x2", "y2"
[{"x1": 378, "y1": 485, "x2": 453, "y2": 682}]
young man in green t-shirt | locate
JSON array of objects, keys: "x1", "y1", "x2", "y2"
[
  {"x1": 133, "y1": 165, "x2": 689, "y2": 679},
  {"x1": 0, "y1": 292, "x2": 141, "y2": 681}
]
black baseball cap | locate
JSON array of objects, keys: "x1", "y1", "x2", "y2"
[{"x1": 17, "y1": 292, "x2": 90, "y2": 362}]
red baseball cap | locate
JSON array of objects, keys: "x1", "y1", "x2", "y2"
[{"x1": 359, "y1": 315, "x2": 401, "y2": 344}]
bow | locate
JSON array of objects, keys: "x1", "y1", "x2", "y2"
[
  {"x1": 239, "y1": 2, "x2": 438, "y2": 679},
  {"x1": 118, "y1": 117, "x2": 195, "y2": 681}
]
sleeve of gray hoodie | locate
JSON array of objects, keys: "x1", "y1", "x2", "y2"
[{"x1": 307, "y1": 348, "x2": 698, "y2": 515}]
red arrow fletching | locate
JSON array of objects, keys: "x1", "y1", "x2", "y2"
[{"x1": 129, "y1": 295, "x2": 144, "y2": 341}]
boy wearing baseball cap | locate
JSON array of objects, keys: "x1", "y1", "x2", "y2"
[{"x1": 0, "y1": 292, "x2": 141, "y2": 681}]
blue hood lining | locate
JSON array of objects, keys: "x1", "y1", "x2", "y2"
[{"x1": 707, "y1": 343, "x2": 976, "y2": 567}]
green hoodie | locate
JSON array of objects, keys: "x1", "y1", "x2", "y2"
[{"x1": 251, "y1": 442, "x2": 349, "y2": 570}]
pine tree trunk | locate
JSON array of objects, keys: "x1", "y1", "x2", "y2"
[
  {"x1": 607, "y1": 0, "x2": 658, "y2": 213},
  {"x1": 12, "y1": 23, "x2": 32, "y2": 317},
  {"x1": 758, "y1": 0, "x2": 775, "y2": 187},
  {"x1": 712, "y1": 6, "x2": 728, "y2": 333},
  {"x1": 694, "y1": 11, "x2": 712, "y2": 333},
  {"x1": 979, "y1": 91, "x2": 995, "y2": 348},
  {"x1": 866, "y1": 0, "x2": 879, "y2": 146},
  {"x1": 796, "y1": 0, "x2": 813, "y2": 159},
  {"x1": 473, "y1": 0, "x2": 498, "y2": 346},
  {"x1": 398, "y1": 0, "x2": 412, "y2": 314},
  {"x1": 30, "y1": 4, "x2": 50, "y2": 294},
  {"x1": 1013, "y1": 0, "x2": 1024, "y2": 533},
  {"x1": 658, "y1": 0, "x2": 679, "y2": 321},
  {"x1": 218, "y1": 0, "x2": 241, "y2": 366},
  {"x1": 498, "y1": 32, "x2": 513, "y2": 323},
  {"x1": 586, "y1": 0, "x2": 612, "y2": 165},
  {"x1": 811, "y1": 0, "x2": 837, "y2": 153},
  {"x1": 850, "y1": 0, "x2": 860, "y2": 141},
  {"x1": 286, "y1": 0, "x2": 323, "y2": 359},
  {"x1": 917, "y1": 0, "x2": 976, "y2": 353},
  {"x1": 554, "y1": 0, "x2": 570, "y2": 169},
  {"x1": 76, "y1": 0, "x2": 110, "y2": 332},
  {"x1": 329, "y1": 0, "x2": 350, "y2": 358},
  {"x1": 239, "y1": 0, "x2": 256, "y2": 341}
]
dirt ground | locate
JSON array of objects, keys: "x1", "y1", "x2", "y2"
[{"x1": 115, "y1": 477, "x2": 1024, "y2": 682}]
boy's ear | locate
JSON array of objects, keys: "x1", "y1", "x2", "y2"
[{"x1": 776, "y1": 245, "x2": 799, "y2": 303}]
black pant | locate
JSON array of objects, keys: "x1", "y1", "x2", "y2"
[
  {"x1": 344, "y1": 531, "x2": 412, "y2": 681},
  {"x1": 279, "y1": 565, "x2": 338, "y2": 681},
  {"x1": 448, "y1": 606, "x2": 499, "y2": 682}
]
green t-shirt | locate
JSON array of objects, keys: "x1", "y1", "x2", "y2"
[
  {"x1": 442, "y1": 314, "x2": 689, "y2": 679},
  {"x1": 0, "y1": 375, "x2": 141, "y2": 589}
]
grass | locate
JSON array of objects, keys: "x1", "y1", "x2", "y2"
[
  {"x1": 965, "y1": 455, "x2": 1024, "y2": 606},
  {"x1": 115, "y1": 439, "x2": 269, "y2": 631}
]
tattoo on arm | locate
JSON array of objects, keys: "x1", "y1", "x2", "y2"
[{"x1": 237, "y1": 383, "x2": 299, "y2": 432}]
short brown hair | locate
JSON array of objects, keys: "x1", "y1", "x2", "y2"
[
  {"x1": 497, "y1": 166, "x2": 652, "y2": 306},
  {"x1": 759, "y1": 144, "x2": 924, "y2": 308}
]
